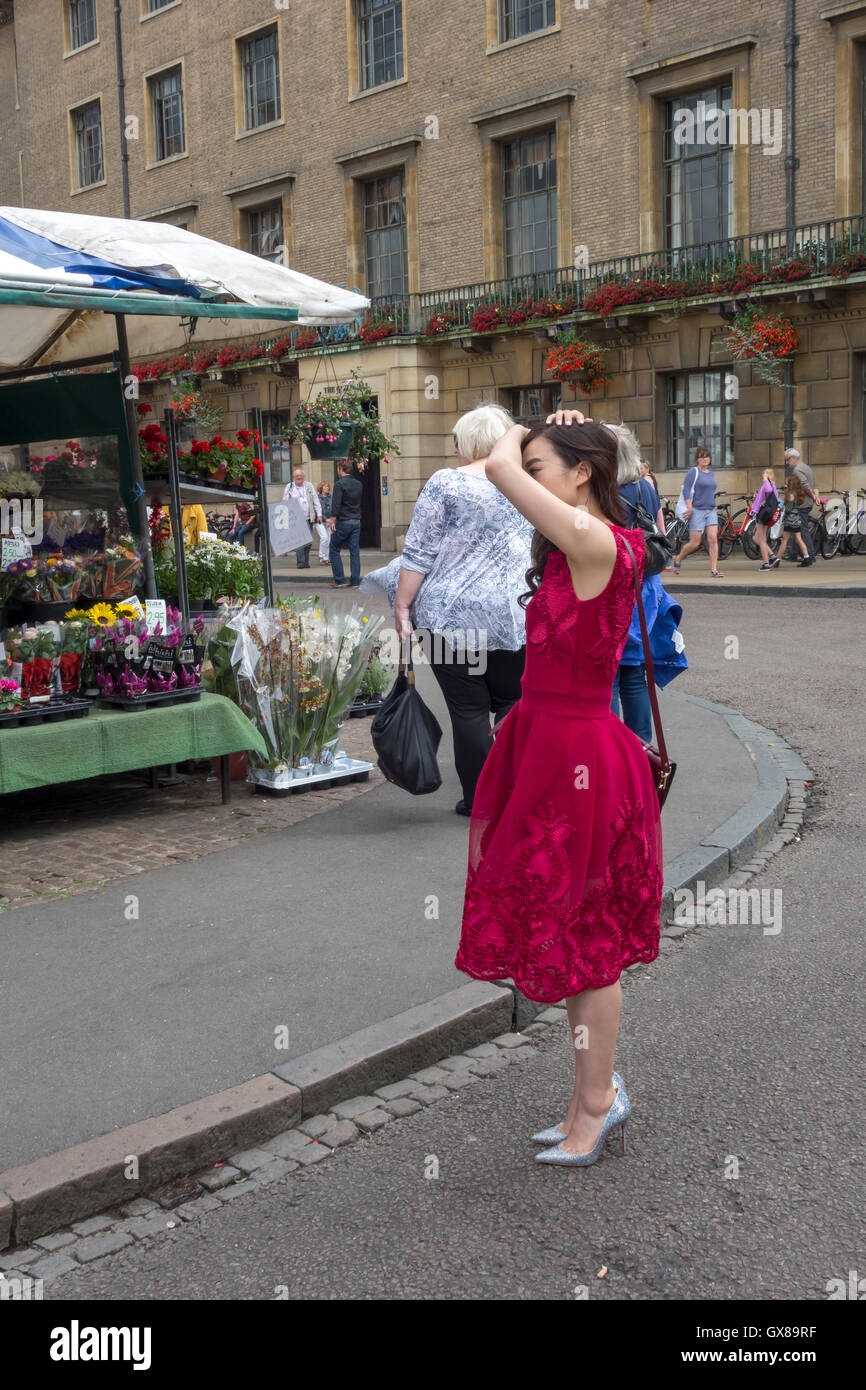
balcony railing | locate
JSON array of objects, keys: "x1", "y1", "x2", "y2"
[
  {"x1": 131, "y1": 215, "x2": 866, "y2": 381},
  {"x1": 302, "y1": 214, "x2": 866, "y2": 347}
]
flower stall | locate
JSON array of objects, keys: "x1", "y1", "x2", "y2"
[{"x1": 0, "y1": 205, "x2": 368, "y2": 800}]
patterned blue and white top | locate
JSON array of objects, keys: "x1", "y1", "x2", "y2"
[{"x1": 359, "y1": 467, "x2": 533, "y2": 651}]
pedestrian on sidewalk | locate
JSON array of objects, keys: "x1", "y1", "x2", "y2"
[
  {"x1": 316, "y1": 481, "x2": 332, "y2": 565},
  {"x1": 672, "y1": 445, "x2": 724, "y2": 577},
  {"x1": 455, "y1": 410, "x2": 662, "y2": 1166},
  {"x1": 360, "y1": 403, "x2": 532, "y2": 815},
  {"x1": 639, "y1": 458, "x2": 661, "y2": 499},
  {"x1": 328, "y1": 461, "x2": 363, "y2": 587},
  {"x1": 777, "y1": 473, "x2": 813, "y2": 566},
  {"x1": 749, "y1": 469, "x2": 782, "y2": 569},
  {"x1": 283, "y1": 468, "x2": 322, "y2": 569},
  {"x1": 781, "y1": 448, "x2": 819, "y2": 562},
  {"x1": 612, "y1": 426, "x2": 687, "y2": 742}
]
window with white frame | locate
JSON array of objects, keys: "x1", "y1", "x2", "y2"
[
  {"x1": 247, "y1": 203, "x2": 284, "y2": 262},
  {"x1": 501, "y1": 129, "x2": 558, "y2": 278},
  {"x1": 666, "y1": 370, "x2": 736, "y2": 471},
  {"x1": 499, "y1": 0, "x2": 555, "y2": 43},
  {"x1": 357, "y1": 0, "x2": 403, "y2": 91},
  {"x1": 150, "y1": 67, "x2": 185, "y2": 161},
  {"x1": 363, "y1": 171, "x2": 408, "y2": 297},
  {"x1": 242, "y1": 28, "x2": 281, "y2": 130},
  {"x1": 73, "y1": 100, "x2": 104, "y2": 187},
  {"x1": 68, "y1": 0, "x2": 97, "y2": 50}
]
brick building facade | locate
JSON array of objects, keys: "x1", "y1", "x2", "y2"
[{"x1": 2, "y1": 0, "x2": 866, "y2": 547}]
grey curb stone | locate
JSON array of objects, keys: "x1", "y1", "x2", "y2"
[
  {"x1": 0, "y1": 1193, "x2": 11, "y2": 1254},
  {"x1": 260, "y1": 1132, "x2": 311, "y2": 1161},
  {"x1": 467, "y1": 1056, "x2": 512, "y2": 1078},
  {"x1": 407, "y1": 1084, "x2": 450, "y2": 1104},
  {"x1": 329, "y1": 1096, "x2": 383, "y2": 1121},
  {"x1": 175, "y1": 1196, "x2": 223, "y2": 1221},
  {"x1": 249, "y1": 1158, "x2": 302, "y2": 1184},
  {"x1": 508, "y1": 1046, "x2": 539, "y2": 1062},
  {"x1": 33, "y1": 1230, "x2": 78, "y2": 1252},
  {"x1": 464, "y1": 1043, "x2": 501, "y2": 1058},
  {"x1": 408, "y1": 1067, "x2": 451, "y2": 1085},
  {"x1": 536, "y1": 1007, "x2": 567, "y2": 1023},
  {"x1": 74, "y1": 1231, "x2": 133, "y2": 1262},
  {"x1": 380, "y1": 1098, "x2": 421, "y2": 1118},
  {"x1": 215, "y1": 1179, "x2": 263, "y2": 1201},
  {"x1": 490, "y1": 1032, "x2": 529, "y2": 1049},
  {"x1": 316, "y1": 1122, "x2": 359, "y2": 1149},
  {"x1": 373, "y1": 1080, "x2": 419, "y2": 1101},
  {"x1": 117, "y1": 1198, "x2": 159, "y2": 1218},
  {"x1": 0, "y1": 1249, "x2": 42, "y2": 1271},
  {"x1": 291, "y1": 1143, "x2": 332, "y2": 1165},
  {"x1": 441, "y1": 1072, "x2": 482, "y2": 1090},
  {"x1": 71, "y1": 1215, "x2": 115, "y2": 1237},
  {"x1": 122, "y1": 1213, "x2": 177, "y2": 1240},
  {"x1": 438, "y1": 1056, "x2": 477, "y2": 1072},
  {"x1": 0, "y1": 1074, "x2": 300, "y2": 1247},
  {"x1": 28, "y1": 1253, "x2": 79, "y2": 1281},
  {"x1": 297, "y1": 1116, "x2": 334, "y2": 1140},
  {"x1": 272, "y1": 981, "x2": 512, "y2": 1117},
  {"x1": 193, "y1": 1165, "x2": 240, "y2": 1192},
  {"x1": 229, "y1": 1147, "x2": 282, "y2": 1174},
  {"x1": 354, "y1": 1109, "x2": 392, "y2": 1132}
]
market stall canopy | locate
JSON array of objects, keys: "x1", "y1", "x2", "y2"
[{"x1": 0, "y1": 207, "x2": 370, "y2": 371}]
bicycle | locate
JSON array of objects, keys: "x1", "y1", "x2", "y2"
[{"x1": 716, "y1": 494, "x2": 762, "y2": 561}]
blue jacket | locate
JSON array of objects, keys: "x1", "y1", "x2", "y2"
[{"x1": 619, "y1": 479, "x2": 688, "y2": 685}]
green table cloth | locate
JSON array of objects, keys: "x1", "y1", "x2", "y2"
[{"x1": 0, "y1": 693, "x2": 266, "y2": 796}]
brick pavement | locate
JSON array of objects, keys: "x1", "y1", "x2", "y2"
[{"x1": 0, "y1": 715, "x2": 383, "y2": 913}]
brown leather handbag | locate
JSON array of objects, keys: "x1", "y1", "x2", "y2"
[{"x1": 621, "y1": 537, "x2": 677, "y2": 808}]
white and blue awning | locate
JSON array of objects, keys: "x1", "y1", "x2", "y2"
[{"x1": 0, "y1": 207, "x2": 370, "y2": 370}]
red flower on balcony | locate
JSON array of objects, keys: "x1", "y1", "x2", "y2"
[
  {"x1": 252, "y1": 458, "x2": 264, "y2": 477},
  {"x1": 469, "y1": 304, "x2": 502, "y2": 333}
]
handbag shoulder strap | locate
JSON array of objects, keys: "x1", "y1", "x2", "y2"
[{"x1": 620, "y1": 535, "x2": 670, "y2": 766}]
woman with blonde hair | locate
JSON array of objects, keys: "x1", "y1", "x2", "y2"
[{"x1": 361, "y1": 403, "x2": 533, "y2": 813}]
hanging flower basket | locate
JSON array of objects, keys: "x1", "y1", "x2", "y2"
[
  {"x1": 307, "y1": 422, "x2": 356, "y2": 459},
  {"x1": 544, "y1": 333, "x2": 610, "y2": 394},
  {"x1": 723, "y1": 306, "x2": 799, "y2": 387}
]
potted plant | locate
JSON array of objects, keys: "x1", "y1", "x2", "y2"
[{"x1": 285, "y1": 372, "x2": 399, "y2": 470}]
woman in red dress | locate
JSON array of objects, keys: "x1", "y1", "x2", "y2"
[{"x1": 455, "y1": 412, "x2": 663, "y2": 1166}]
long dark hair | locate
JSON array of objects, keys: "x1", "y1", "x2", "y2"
[{"x1": 518, "y1": 421, "x2": 625, "y2": 607}]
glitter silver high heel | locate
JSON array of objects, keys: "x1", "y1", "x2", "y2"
[
  {"x1": 531, "y1": 1072, "x2": 625, "y2": 1144},
  {"x1": 534, "y1": 1084, "x2": 631, "y2": 1166}
]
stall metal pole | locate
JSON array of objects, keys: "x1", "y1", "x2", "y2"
[
  {"x1": 163, "y1": 408, "x2": 190, "y2": 623},
  {"x1": 114, "y1": 314, "x2": 157, "y2": 599},
  {"x1": 252, "y1": 405, "x2": 275, "y2": 605}
]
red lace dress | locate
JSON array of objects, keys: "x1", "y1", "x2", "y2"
[{"x1": 455, "y1": 527, "x2": 663, "y2": 1003}]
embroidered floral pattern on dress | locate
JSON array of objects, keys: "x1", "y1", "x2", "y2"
[
  {"x1": 457, "y1": 797, "x2": 662, "y2": 1002},
  {"x1": 526, "y1": 552, "x2": 579, "y2": 664}
]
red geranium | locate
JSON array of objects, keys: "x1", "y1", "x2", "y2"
[{"x1": 252, "y1": 458, "x2": 264, "y2": 477}]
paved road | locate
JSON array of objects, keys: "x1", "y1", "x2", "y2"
[{"x1": 45, "y1": 593, "x2": 866, "y2": 1299}]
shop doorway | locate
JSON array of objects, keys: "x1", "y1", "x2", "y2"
[{"x1": 333, "y1": 393, "x2": 381, "y2": 547}]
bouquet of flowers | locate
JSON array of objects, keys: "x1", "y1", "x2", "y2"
[
  {"x1": 45, "y1": 555, "x2": 82, "y2": 603},
  {"x1": 58, "y1": 620, "x2": 89, "y2": 693},
  {"x1": 101, "y1": 544, "x2": 142, "y2": 601},
  {"x1": 7, "y1": 625, "x2": 58, "y2": 697},
  {"x1": 226, "y1": 600, "x2": 384, "y2": 777},
  {"x1": 5, "y1": 557, "x2": 40, "y2": 601}
]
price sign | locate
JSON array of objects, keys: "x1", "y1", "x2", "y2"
[{"x1": 145, "y1": 599, "x2": 167, "y2": 634}]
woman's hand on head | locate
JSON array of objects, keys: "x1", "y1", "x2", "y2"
[{"x1": 546, "y1": 409, "x2": 592, "y2": 426}]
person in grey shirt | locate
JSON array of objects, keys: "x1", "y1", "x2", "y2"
[
  {"x1": 781, "y1": 447, "x2": 819, "y2": 562},
  {"x1": 361, "y1": 403, "x2": 532, "y2": 815}
]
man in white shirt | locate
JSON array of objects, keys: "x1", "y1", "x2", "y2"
[{"x1": 282, "y1": 467, "x2": 322, "y2": 568}]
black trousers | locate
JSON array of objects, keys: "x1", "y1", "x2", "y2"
[{"x1": 420, "y1": 630, "x2": 525, "y2": 808}]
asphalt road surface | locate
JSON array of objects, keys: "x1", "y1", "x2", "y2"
[{"x1": 46, "y1": 593, "x2": 866, "y2": 1301}]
